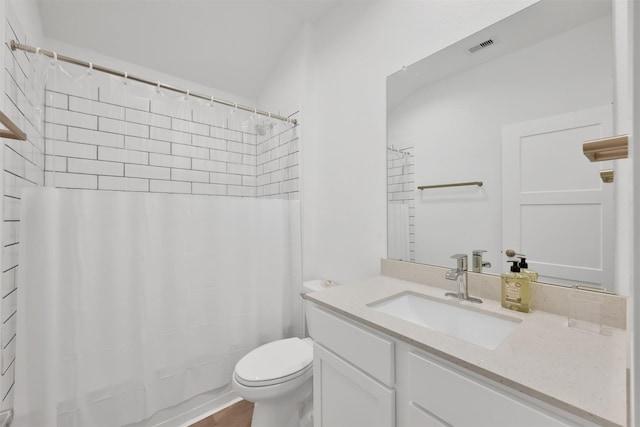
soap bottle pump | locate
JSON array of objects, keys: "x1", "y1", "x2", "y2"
[
  {"x1": 501, "y1": 260, "x2": 531, "y2": 313},
  {"x1": 517, "y1": 255, "x2": 538, "y2": 282}
]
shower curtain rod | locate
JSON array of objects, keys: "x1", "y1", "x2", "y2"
[{"x1": 10, "y1": 40, "x2": 298, "y2": 126}]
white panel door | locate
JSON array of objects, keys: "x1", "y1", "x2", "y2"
[{"x1": 502, "y1": 105, "x2": 614, "y2": 287}]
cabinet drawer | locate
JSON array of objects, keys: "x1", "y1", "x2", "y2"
[
  {"x1": 308, "y1": 303, "x2": 394, "y2": 386},
  {"x1": 408, "y1": 351, "x2": 573, "y2": 427}
]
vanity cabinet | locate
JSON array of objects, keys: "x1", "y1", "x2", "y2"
[
  {"x1": 308, "y1": 303, "x2": 395, "y2": 427},
  {"x1": 307, "y1": 301, "x2": 604, "y2": 427}
]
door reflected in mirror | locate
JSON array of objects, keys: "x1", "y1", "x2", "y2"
[{"x1": 386, "y1": 0, "x2": 616, "y2": 292}]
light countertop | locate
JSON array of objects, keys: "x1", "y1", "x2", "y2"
[{"x1": 304, "y1": 275, "x2": 627, "y2": 427}]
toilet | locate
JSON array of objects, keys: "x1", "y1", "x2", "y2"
[{"x1": 232, "y1": 280, "x2": 336, "y2": 427}]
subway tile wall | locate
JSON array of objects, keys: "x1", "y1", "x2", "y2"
[
  {"x1": 256, "y1": 118, "x2": 299, "y2": 200},
  {"x1": 44, "y1": 83, "x2": 299, "y2": 197},
  {"x1": 387, "y1": 148, "x2": 415, "y2": 261},
  {"x1": 1, "y1": 6, "x2": 46, "y2": 410}
]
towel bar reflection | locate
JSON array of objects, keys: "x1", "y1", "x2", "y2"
[
  {"x1": 418, "y1": 181, "x2": 483, "y2": 190},
  {"x1": 0, "y1": 111, "x2": 27, "y2": 141}
]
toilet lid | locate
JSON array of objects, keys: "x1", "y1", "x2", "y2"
[{"x1": 235, "y1": 337, "x2": 313, "y2": 386}]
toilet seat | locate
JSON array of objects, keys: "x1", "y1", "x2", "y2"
[{"x1": 234, "y1": 337, "x2": 313, "y2": 387}]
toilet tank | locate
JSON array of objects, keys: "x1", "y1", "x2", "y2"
[{"x1": 302, "y1": 280, "x2": 338, "y2": 337}]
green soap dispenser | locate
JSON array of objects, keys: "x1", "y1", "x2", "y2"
[
  {"x1": 501, "y1": 260, "x2": 531, "y2": 313},
  {"x1": 517, "y1": 255, "x2": 538, "y2": 282}
]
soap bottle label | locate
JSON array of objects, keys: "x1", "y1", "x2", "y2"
[{"x1": 504, "y1": 282, "x2": 521, "y2": 303}]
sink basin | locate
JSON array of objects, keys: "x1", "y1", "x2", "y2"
[{"x1": 368, "y1": 292, "x2": 521, "y2": 350}]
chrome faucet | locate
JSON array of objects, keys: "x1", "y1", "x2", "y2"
[
  {"x1": 472, "y1": 249, "x2": 492, "y2": 273},
  {"x1": 445, "y1": 254, "x2": 482, "y2": 303}
]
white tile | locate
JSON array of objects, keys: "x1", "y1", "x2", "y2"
[
  {"x1": 46, "y1": 74, "x2": 99, "y2": 100},
  {"x1": 45, "y1": 107, "x2": 97, "y2": 129},
  {"x1": 192, "y1": 159, "x2": 226, "y2": 173},
  {"x1": 99, "y1": 117, "x2": 149, "y2": 138},
  {"x1": 149, "y1": 180, "x2": 191, "y2": 194},
  {"x1": 280, "y1": 179, "x2": 299, "y2": 194},
  {"x1": 44, "y1": 155, "x2": 67, "y2": 172},
  {"x1": 242, "y1": 176, "x2": 257, "y2": 186},
  {"x1": 126, "y1": 108, "x2": 171, "y2": 128},
  {"x1": 3, "y1": 173, "x2": 17, "y2": 199},
  {"x1": 242, "y1": 133, "x2": 257, "y2": 145},
  {"x1": 171, "y1": 169, "x2": 209, "y2": 183},
  {"x1": 227, "y1": 141, "x2": 254, "y2": 155},
  {"x1": 69, "y1": 97, "x2": 125, "y2": 120},
  {"x1": 3, "y1": 147, "x2": 26, "y2": 178},
  {"x1": 46, "y1": 140, "x2": 97, "y2": 159},
  {"x1": 2, "y1": 223, "x2": 18, "y2": 247},
  {"x1": 44, "y1": 123, "x2": 68, "y2": 141},
  {"x1": 1, "y1": 314, "x2": 16, "y2": 347},
  {"x1": 45, "y1": 171, "x2": 98, "y2": 189},
  {"x1": 68, "y1": 158, "x2": 124, "y2": 176},
  {"x1": 44, "y1": 91, "x2": 69, "y2": 109},
  {"x1": 210, "y1": 172, "x2": 241, "y2": 185},
  {"x1": 99, "y1": 89, "x2": 149, "y2": 111},
  {"x1": 3, "y1": 197, "x2": 20, "y2": 222},
  {"x1": 1, "y1": 246, "x2": 18, "y2": 274},
  {"x1": 171, "y1": 118, "x2": 208, "y2": 136},
  {"x1": 210, "y1": 149, "x2": 242, "y2": 164},
  {"x1": 68, "y1": 127, "x2": 125, "y2": 149},
  {"x1": 125, "y1": 136, "x2": 170, "y2": 154},
  {"x1": 0, "y1": 362, "x2": 15, "y2": 403},
  {"x1": 227, "y1": 163, "x2": 254, "y2": 176},
  {"x1": 1, "y1": 270, "x2": 15, "y2": 299},
  {"x1": 1, "y1": 337, "x2": 15, "y2": 375},
  {"x1": 227, "y1": 185, "x2": 256, "y2": 197},
  {"x1": 125, "y1": 164, "x2": 170, "y2": 180},
  {"x1": 242, "y1": 154, "x2": 257, "y2": 166},
  {"x1": 99, "y1": 176, "x2": 149, "y2": 192},
  {"x1": 172, "y1": 143, "x2": 208, "y2": 160},
  {"x1": 192, "y1": 134, "x2": 226, "y2": 150},
  {"x1": 98, "y1": 147, "x2": 148, "y2": 165},
  {"x1": 150, "y1": 127, "x2": 190, "y2": 145},
  {"x1": 149, "y1": 153, "x2": 190, "y2": 169},
  {"x1": 192, "y1": 183, "x2": 227, "y2": 196},
  {"x1": 280, "y1": 152, "x2": 299, "y2": 169}
]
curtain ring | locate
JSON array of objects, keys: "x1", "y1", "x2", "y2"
[
  {"x1": 53, "y1": 52, "x2": 58, "y2": 61},
  {"x1": 88, "y1": 62, "x2": 93, "y2": 74},
  {"x1": 35, "y1": 47, "x2": 41, "y2": 55},
  {"x1": 254, "y1": 108, "x2": 257, "y2": 114},
  {"x1": 185, "y1": 89, "x2": 190, "y2": 98}
]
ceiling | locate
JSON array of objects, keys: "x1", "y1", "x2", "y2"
[{"x1": 37, "y1": 0, "x2": 340, "y2": 100}]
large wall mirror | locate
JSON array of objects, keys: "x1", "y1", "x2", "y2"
[{"x1": 387, "y1": 0, "x2": 617, "y2": 291}]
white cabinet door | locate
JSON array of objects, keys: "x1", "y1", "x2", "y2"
[
  {"x1": 502, "y1": 105, "x2": 614, "y2": 288},
  {"x1": 313, "y1": 343, "x2": 395, "y2": 427}
]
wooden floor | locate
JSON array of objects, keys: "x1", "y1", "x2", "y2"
[{"x1": 189, "y1": 400, "x2": 254, "y2": 427}]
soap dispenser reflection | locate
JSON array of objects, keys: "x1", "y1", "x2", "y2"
[{"x1": 517, "y1": 255, "x2": 538, "y2": 282}]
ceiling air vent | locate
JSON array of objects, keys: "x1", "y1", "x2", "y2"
[{"x1": 468, "y1": 39, "x2": 495, "y2": 54}]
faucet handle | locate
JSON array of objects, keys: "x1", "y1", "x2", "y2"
[
  {"x1": 450, "y1": 253, "x2": 467, "y2": 270},
  {"x1": 472, "y1": 249, "x2": 487, "y2": 256}
]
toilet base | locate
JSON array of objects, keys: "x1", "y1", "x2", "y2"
[
  {"x1": 251, "y1": 379, "x2": 312, "y2": 427},
  {"x1": 232, "y1": 371, "x2": 312, "y2": 427}
]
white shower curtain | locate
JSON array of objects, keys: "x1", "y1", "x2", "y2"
[
  {"x1": 388, "y1": 202, "x2": 410, "y2": 261},
  {"x1": 14, "y1": 188, "x2": 300, "y2": 427}
]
